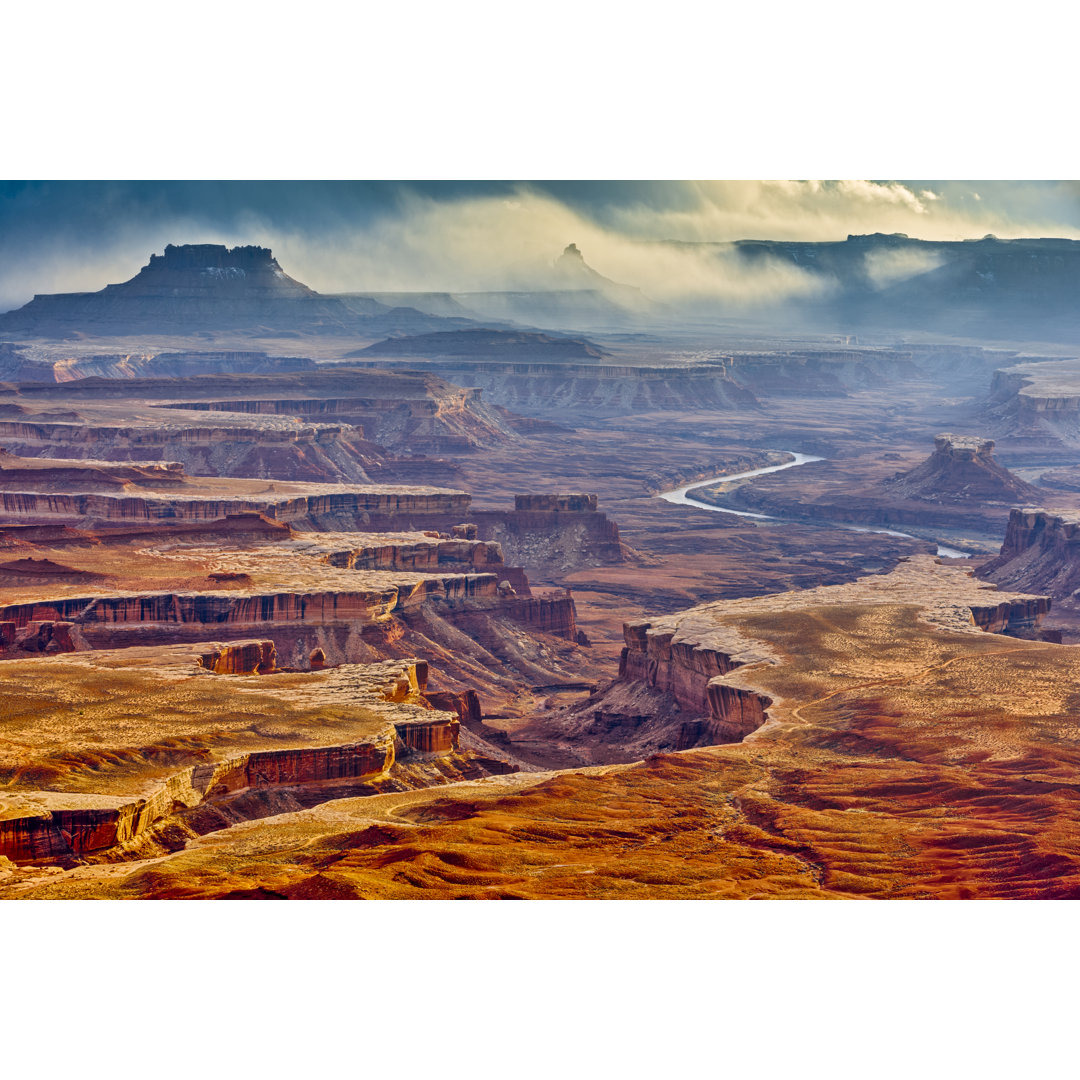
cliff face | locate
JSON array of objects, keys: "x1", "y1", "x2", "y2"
[
  {"x1": 0, "y1": 486, "x2": 472, "y2": 527},
  {"x1": 979, "y1": 508, "x2": 1080, "y2": 598},
  {"x1": 557, "y1": 556, "x2": 1055, "y2": 761},
  {"x1": 341, "y1": 358, "x2": 760, "y2": 418},
  {"x1": 502, "y1": 592, "x2": 579, "y2": 640},
  {"x1": 353, "y1": 328, "x2": 610, "y2": 361},
  {"x1": 155, "y1": 384, "x2": 514, "y2": 451},
  {"x1": 985, "y1": 358, "x2": 1080, "y2": 459},
  {"x1": 0, "y1": 650, "x2": 470, "y2": 864},
  {"x1": 471, "y1": 497, "x2": 627, "y2": 574},
  {"x1": 0, "y1": 575, "x2": 499, "y2": 634},
  {"x1": 197, "y1": 640, "x2": 278, "y2": 674},
  {"x1": 0, "y1": 451, "x2": 186, "y2": 490},
  {"x1": 0, "y1": 349, "x2": 316, "y2": 384},
  {"x1": 617, "y1": 620, "x2": 773, "y2": 746}
]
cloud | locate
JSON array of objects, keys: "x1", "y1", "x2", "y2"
[
  {"x1": 863, "y1": 247, "x2": 946, "y2": 289},
  {"x1": 1, "y1": 180, "x2": 1079, "y2": 313}
]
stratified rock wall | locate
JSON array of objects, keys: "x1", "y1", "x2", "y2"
[
  {"x1": 0, "y1": 486, "x2": 471, "y2": 526},
  {"x1": 980, "y1": 508, "x2": 1080, "y2": 598},
  {"x1": 471, "y1": 499, "x2": 627, "y2": 574},
  {"x1": 619, "y1": 620, "x2": 772, "y2": 744}
]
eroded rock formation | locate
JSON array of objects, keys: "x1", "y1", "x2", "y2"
[
  {"x1": 0, "y1": 244, "x2": 475, "y2": 337},
  {"x1": 979, "y1": 508, "x2": 1080, "y2": 601},
  {"x1": 883, "y1": 433, "x2": 1042, "y2": 505},
  {"x1": 515, "y1": 556, "x2": 1054, "y2": 765},
  {"x1": 0, "y1": 648, "x2": 481, "y2": 865}
]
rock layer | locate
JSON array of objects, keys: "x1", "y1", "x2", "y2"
[
  {"x1": 980, "y1": 508, "x2": 1080, "y2": 599},
  {"x1": 530, "y1": 555, "x2": 1054, "y2": 763},
  {"x1": 883, "y1": 433, "x2": 1042, "y2": 504}
]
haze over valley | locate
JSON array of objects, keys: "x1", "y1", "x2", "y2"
[{"x1": 5, "y1": 180, "x2": 1080, "y2": 899}]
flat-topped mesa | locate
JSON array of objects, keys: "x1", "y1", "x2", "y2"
[
  {"x1": 472, "y1": 494, "x2": 628, "y2": 573},
  {"x1": 0, "y1": 481, "x2": 472, "y2": 529},
  {"x1": 515, "y1": 493, "x2": 598, "y2": 513},
  {"x1": 0, "y1": 244, "x2": 471, "y2": 337},
  {"x1": 0, "y1": 647, "x2": 482, "y2": 865},
  {"x1": 883, "y1": 431, "x2": 1042, "y2": 505},
  {"x1": 139, "y1": 244, "x2": 300, "y2": 281}
]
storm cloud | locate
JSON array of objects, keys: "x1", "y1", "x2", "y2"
[{"x1": 1, "y1": 180, "x2": 1078, "y2": 313}]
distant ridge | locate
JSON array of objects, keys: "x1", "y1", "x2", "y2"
[
  {"x1": 0, "y1": 244, "x2": 479, "y2": 339},
  {"x1": 348, "y1": 328, "x2": 609, "y2": 361},
  {"x1": 656, "y1": 233, "x2": 1080, "y2": 341}
]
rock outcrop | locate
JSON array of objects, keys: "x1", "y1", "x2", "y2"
[
  {"x1": 0, "y1": 648, "x2": 478, "y2": 864},
  {"x1": 0, "y1": 244, "x2": 475, "y2": 337},
  {"x1": 883, "y1": 433, "x2": 1042, "y2": 504},
  {"x1": 544, "y1": 556, "x2": 1054, "y2": 761},
  {"x1": 196, "y1": 639, "x2": 278, "y2": 674},
  {"x1": 985, "y1": 357, "x2": 1080, "y2": 460},
  {"x1": 979, "y1": 508, "x2": 1080, "y2": 599}
]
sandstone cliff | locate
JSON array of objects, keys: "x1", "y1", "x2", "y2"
[
  {"x1": 0, "y1": 648, "x2": 477, "y2": 865},
  {"x1": 985, "y1": 357, "x2": 1080, "y2": 460},
  {"x1": 520, "y1": 556, "x2": 1054, "y2": 764},
  {"x1": 979, "y1": 508, "x2": 1080, "y2": 598}
]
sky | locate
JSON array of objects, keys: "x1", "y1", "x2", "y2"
[{"x1": 2, "y1": 180, "x2": 1080, "y2": 313}]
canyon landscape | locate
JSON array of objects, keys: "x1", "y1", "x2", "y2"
[{"x1": 5, "y1": 182, "x2": 1080, "y2": 902}]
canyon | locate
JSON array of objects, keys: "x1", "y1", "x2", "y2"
[
  {"x1": 5, "y1": 238, "x2": 1080, "y2": 901},
  {"x1": 8, "y1": 555, "x2": 1079, "y2": 899},
  {"x1": 674, "y1": 432, "x2": 1075, "y2": 555}
]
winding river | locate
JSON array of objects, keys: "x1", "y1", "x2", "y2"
[{"x1": 658, "y1": 451, "x2": 971, "y2": 559}]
